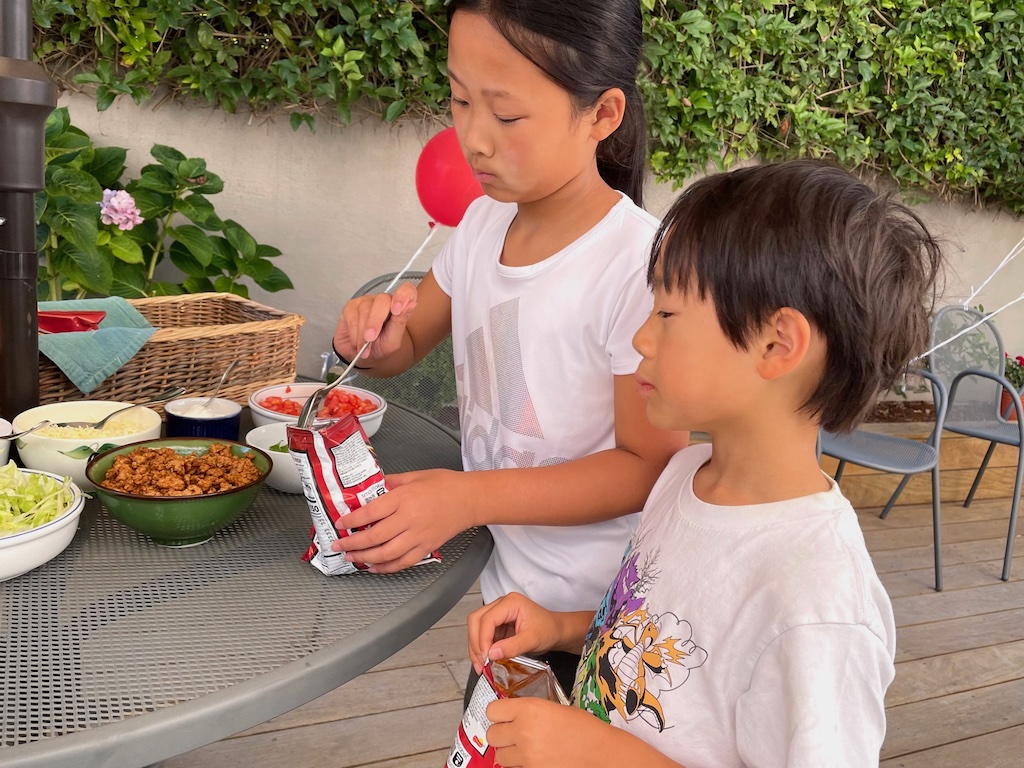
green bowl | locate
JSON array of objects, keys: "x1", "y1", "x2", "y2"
[{"x1": 85, "y1": 438, "x2": 271, "y2": 547}]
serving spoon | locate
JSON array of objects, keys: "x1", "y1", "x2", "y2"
[
  {"x1": 3, "y1": 420, "x2": 51, "y2": 440},
  {"x1": 202, "y1": 359, "x2": 240, "y2": 408},
  {"x1": 54, "y1": 386, "x2": 187, "y2": 429},
  {"x1": 297, "y1": 225, "x2": 440, "y2": 429}
]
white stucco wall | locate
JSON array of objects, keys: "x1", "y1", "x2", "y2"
[{"x1": 62, "y1": 92, "x2": 1024, "y2": 379}]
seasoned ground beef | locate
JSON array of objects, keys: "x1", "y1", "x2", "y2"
[{"x1": 101, "y1": 444, "x2": 261, "y2": 496}]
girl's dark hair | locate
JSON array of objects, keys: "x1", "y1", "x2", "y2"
[
  {"x1": 447, "y1": 0, "x2": 648, "y2": 207},
  {"x1": 650, "y1": 160, "x2": 945, "y2": 433}
]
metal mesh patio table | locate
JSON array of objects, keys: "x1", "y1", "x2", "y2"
[{"x1": 0, "y1": 403, "x2": 491, "y2": 768}]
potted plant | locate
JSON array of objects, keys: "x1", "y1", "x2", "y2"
[
  {"x1": 1003, "y1": 353, "x2": 1024, "y2": 421},
  {"x1": 37, "y1": 107, "x2": 293, "y2": 300}
]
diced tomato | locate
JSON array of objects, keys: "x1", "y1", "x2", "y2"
[
  {"x1": 258, "y1": 388, "x2": 377, "y2": 419},
  {"x1": 258, "y1": 395, "x2": 302, "y2": 415}
]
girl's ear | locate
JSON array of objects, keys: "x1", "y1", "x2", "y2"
[
  {"x1": 589, "y1": 88, "x2": 626, "y2": 141},
  {"x1": 756, "y1": 307, "x2": 813, "y2": 381}
]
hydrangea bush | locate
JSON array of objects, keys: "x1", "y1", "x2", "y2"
[{"x1": 37, "y1": 108, "x2": 293, "y2": 301}]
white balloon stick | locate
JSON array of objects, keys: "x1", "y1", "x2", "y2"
[
  {"x1": 961, "y1": 234, "x2": 1024, "y2": 310},
  {"x1": 916, "y1": 291, "x2": 1024, "y2": 362}
]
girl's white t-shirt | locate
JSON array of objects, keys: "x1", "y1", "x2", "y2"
[{"x1": 432, "y1": 193, "x2": 659, "y2": 611}]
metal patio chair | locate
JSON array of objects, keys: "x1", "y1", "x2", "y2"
[
  {"x1": 322, "y1": 271, "x2": 459, "y2": 433},
  {"x1": 820, "y1": 369, "x2": 948, "y2": 591},
  {"x1": 928, "y1": 305, "x2": 1024, "y2": 582}
]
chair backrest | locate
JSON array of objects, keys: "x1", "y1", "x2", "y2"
[
  {"x1": 929, "y1": 305, "x2": 1008, "y2": 423},
  {"x1": 324, "y1": 271, "x2": 458, "y2": 431}
]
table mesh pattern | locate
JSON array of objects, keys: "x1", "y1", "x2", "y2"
[{"x1": 1, "y1": 406, "x2": 475, "y2": 748}]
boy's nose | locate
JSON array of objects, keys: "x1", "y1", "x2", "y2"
[{"x1": 632, "y1": 316, "x2": 652, "y2": 356}]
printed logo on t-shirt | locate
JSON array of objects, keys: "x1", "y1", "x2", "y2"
[
  {"x1": 459, "y1": 298, "x2": 570, "y2": 471},
  {"x1": 575, "y1": 537, "x2": 708, "y2": 732}
]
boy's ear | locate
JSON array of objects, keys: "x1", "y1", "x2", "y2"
[
  {"x1": 756, "y1": 307, "x2": 813, "y2": 381},
  {"x1": 589, "y1": 88, "x2": 626, "y2": 141}
]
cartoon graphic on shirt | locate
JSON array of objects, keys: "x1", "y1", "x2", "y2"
[{"x1": 575, "y1": 536, "x2": 707, "y2": 732}]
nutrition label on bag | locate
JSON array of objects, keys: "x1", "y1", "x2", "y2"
[
  {"x1": 330, "y1": 432, "x2": 381, "y2": 487},
  {"x1": 447, "y1": 674, "x2": 500, "y2": 767}
]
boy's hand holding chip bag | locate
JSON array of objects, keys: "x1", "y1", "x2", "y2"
[
  {"x1": 486, "y1": 696, "x2": 643, "y2": 768},
  {"x1": 467, "y1": 592, "x2": 593, "y2": 673}
]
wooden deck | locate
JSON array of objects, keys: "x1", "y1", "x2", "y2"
[{"x1": 162, "y1": 493, "x2": 1024, "y2": 767}]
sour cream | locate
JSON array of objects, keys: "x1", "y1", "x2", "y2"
[{"x1": 167, "y1": 398, "x2": 239, "y2": 420}]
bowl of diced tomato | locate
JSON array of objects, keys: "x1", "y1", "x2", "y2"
[{"x1": 247, "y1": 383, "x2": 387, "y2": 437}]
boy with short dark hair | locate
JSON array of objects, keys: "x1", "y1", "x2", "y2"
[{"x1": 464, "y1": 160, "x2": 944, "y2": 767}]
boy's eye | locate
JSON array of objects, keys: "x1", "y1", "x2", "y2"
[
  {"x1": 656, "y1": 310, "x2": 673, "y2": 319},
  {"x1": 450, "y1": 97, "x2": 469, "y2": 109},
  {"x1": 496, "y1": 116, "x2": 521, "y2": 125}
]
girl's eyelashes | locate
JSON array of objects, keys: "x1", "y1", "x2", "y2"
[{"x1": 496, "y1": 116, "x2": 522, "y2": 125}]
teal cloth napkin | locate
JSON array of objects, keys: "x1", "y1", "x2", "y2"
[{"x1": 38, "y1": 297, "x2": 157, "y2": 395}]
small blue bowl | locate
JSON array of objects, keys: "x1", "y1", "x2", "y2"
[{"x1": 165, "y1": 397, "x2": 242, "y2": 441}]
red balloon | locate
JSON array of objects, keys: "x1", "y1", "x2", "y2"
[{"x1": 415, "y1": 127, "x2": 484, "y2": 227}]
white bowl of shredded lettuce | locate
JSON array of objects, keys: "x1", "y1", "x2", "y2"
[{"x1": 0, "y1": 461, "x2": 85, "y2": 582}]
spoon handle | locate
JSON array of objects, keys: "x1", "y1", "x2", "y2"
[{"x1": 91, "y1": 386, "x2": 187, "y2": 428}]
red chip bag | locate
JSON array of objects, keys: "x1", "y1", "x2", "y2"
[
  {"x1": 446, "y1": 657, "x2": 569, "y2": 767},
  {"x1": 288, "y1": 414, "x2": 441, "y2": 575}
]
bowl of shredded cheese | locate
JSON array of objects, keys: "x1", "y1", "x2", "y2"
[
  {"x1": 12, "y1": 401, "x2": 163, "y2": 490},
  {"x1": 0, "y1": 462, "x2": 85, "y2": 582}
]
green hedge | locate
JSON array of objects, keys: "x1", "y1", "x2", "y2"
[{"x1": 32, "y1": 0, "x2": 1024, "y2": 212}]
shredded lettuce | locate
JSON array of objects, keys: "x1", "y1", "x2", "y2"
[{"x1": 0, "y1": 461, "x2": 75, "y2": 538}]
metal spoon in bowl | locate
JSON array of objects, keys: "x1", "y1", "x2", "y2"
[
  {"x1": 202, "y1": 359, "x2": 240, "y2": 408},
  {"x1": 297, "y1": 226, "x2": 440, "y2": 429},
  {"x1": 53, "y1": 386, "x2": 187, "y2": 430},
  {"x1": 3, "y1": 420, "x2": 51, "y2": 440}
]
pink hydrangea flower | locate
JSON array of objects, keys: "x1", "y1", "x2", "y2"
[{"x1": 99, "y1": 189, "x2": 144, "y2": 231}]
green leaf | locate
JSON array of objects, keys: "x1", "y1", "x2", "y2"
[
  {"x1": 129, "y1": 188, "x2": 174, "y2": 219},
  {"x1": 169, "y1": 242, "x2": 217, "y2": 277},
  {"x1": 238, "y1": 256, "x2": 273, "y2": 281},
  {"x1": 150, "y1": 144, "x2": 187, "y2": 173},
  {"x1": 255, "y1": 243, "x2": 283, "y2": 259},
  {"x1": 223, "y1": 220, "x2": 256, "y2": 260},
  {"x1": 85, "y1": 146, "x2": 128, "y2": 188},
  {"x1": 108, "y1": 234, "x2": 145, "y2": 264},
  {"x1": 178, "y1": 157, "x2": 207, "y2": 180},
  {"x1": 290, "y1": 112, "x2": 317, "y2": 132},
  {"x1": 168, "y1": 224, "x2": 215, "y2": 266},
  {"x1": 192, "y1": 172, "x2": 224, "y2": 195},
  {"x1": 110, "y1": 261, "x2": 148, "y2": 298},
  {"x1": 183, "y1": 276, "x2": 216, "y2": 293},
  {"x1": 132, "y1": 167, "x2": 178, "y2": 194},
  {"x1": 47, "y1": 167, "x2": 103, "y2": 204},
  {"x1": 148, "y1": 281, "x2": 187, "y2": 296},
  {"x1": 44, "y1": 107, "x2": 70, "y2": 141},
  {"x1": 51, "y1": 241, "x2": 113, "y2": 295},
  {"x1": 177, "y1": 194, "x2": 219, "y2": 228},
  {"x1": 46, "y1": 198, "x2": 100, "y2": 252},
  {"x1": 384, "y1": 99, "x2": 407, "y2": 122},
  {"x1": 213, "y1": 275, "x2": 248, "y2": 298},
  {"x1": 255, "y1": 265, "x2": 294, "y2": 292}
]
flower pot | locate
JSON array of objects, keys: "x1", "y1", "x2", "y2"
[{"x1": 1001, "y1": 389, "x2": 1019, "y2": 421}]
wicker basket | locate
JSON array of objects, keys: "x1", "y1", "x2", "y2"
[{"x1": 39, "y1": 293, "x2": 305, "y2": 414}]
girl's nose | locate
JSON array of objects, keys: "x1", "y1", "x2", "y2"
[{"x1": 457, "y1": 109, "x2": 491, "y2": 158}]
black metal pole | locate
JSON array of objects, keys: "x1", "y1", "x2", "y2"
[{"x1": 0, "y1": 1, "x2": 56, "y2": 420}]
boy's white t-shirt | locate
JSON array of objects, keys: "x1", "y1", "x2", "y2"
[
  {"x1": 573, "y1": 444, "x2": 897, "y2": 767},
  {"x1": 432, "y1": 193, "x2": 659, "y2": 611}
]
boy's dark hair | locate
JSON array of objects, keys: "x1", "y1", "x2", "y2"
[
  {"x1": 447, "y1": 0, "x2": 648, "y2": 207},
  {"x1": 650, "y1": 160, "x2": 944, "y2": 433}
]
